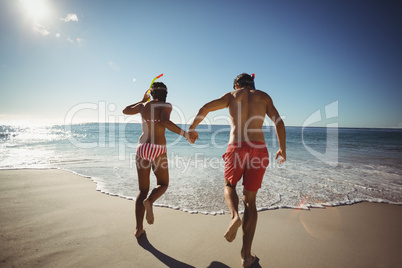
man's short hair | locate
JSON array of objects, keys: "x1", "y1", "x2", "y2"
[
  {"x1": 233, "y1": 73, "x2": 255, "y2": 89},
  {"x1": 151, "y1": 82, "x2": 168, "y2": 102}
]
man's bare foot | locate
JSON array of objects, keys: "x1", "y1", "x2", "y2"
[
  {"x1": 242, "y1": 254, "x2": 257, "y2": 268},
  {"x1": 224, "y1": 216, "x2": 242, "y2": 242},
  {"x1": 143, "y1": 199, "x2": 154, "y2": 224},
  {"x1": 135, "y1": 229, "x2": 145, "y2": 238}
]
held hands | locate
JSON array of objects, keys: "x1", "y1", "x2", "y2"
[
  {"x1": 185, "y1": 130, "x2": 199, "y2": 144},
  {"x1": 275, "y1": 149, "x2": 286, "y2": 164}
]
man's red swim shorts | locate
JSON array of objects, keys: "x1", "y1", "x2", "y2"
[{"x1": 222, "y1": 141, "x2": 269, "y2": 192}]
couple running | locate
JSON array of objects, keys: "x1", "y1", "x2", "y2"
[{"x1": 123, "y1": 73, "x2": 286, "y2": 267}]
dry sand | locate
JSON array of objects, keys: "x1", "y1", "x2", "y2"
[{"x1": 0, "y1": 169, "x2": 401, "y2": 267}]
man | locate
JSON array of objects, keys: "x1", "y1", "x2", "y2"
[{"x1": 189, "y1": 73, "x2": 286, "y2": 267}]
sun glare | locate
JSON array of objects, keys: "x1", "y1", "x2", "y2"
[{"x1": 20, "y1": 0, "x2": 50, "y2": 21}]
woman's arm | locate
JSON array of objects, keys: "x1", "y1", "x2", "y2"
[
  {"x1": 122, "y1": 90, "x2": 150, "y2": 115},
  {"x1": 161, "y1": 104, "x2": 197, "y2": 143}
]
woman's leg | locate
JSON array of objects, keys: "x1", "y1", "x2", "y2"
[
  {"x1": 135, "y1": 155, "x2": 151, "y2": 237},
  {"x1": 143, "y1": 153, "x2": 169, "y2": 225}
]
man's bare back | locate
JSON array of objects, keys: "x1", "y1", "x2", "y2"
[
  {"x1": 226, "y1": 88, "x2": 274, "y2": 144},
  {"x1": 190, "y1": 86, "x2": 285, "y2": 155}
]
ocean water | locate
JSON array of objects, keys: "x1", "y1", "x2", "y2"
[{"x1": 1, "y1": 123, "x2": 401, "y2": 214}]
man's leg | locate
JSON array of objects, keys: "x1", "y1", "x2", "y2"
[
  {"x1": 241, "y1": 189, "x2": 258, "y2": 267},
  {"x1": 135, "y1": 156, "x2": 151, "y2": 238},
  {"x1": 143, "y1": 153, "x2": 169, "y2": 225},
  {"x1": 224, "y1": 180, "x2": 242, "y2": 242}
]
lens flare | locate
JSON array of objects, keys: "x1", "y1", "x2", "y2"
[{"x1": 299, "y1": 206, "x2": 342, "y2": 240}]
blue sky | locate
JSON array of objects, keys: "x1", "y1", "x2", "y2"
[{"x1": 0, "y1": 0, "x2": 401, "y2": 128}]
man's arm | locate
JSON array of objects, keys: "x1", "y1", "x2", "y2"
[
  {"x1": 189, "y1": 93, "x2": 231, "y2": 130},
  {"x1": 161, "y1": 104, "x2": 197, "y2": 143},
  {"x1": 122, "y1": 90, "x2": 149, "y2": 115},
  {"x1": 266, "y1": 96, "x2": 286, "y2": 163}
]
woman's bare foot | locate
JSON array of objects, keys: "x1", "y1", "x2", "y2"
[
  {"x1": 242, "y1": 254, "x2": 257, "y2": 268},
  {"x1": 135, "y1": 228, "x2": 145, "y2": 238},
  {"x1": 143, "y1": 199, "x2": 154, "y2": 224},
  {"x1": 224, "y1": 216, "x2": 242, "y2": 242}
]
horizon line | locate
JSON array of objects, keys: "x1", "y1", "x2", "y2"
[{"x1": 0, "y1": 120, "x2": 401, "y2": 130}]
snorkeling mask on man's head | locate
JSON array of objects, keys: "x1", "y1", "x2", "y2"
[{"x1": 233, "y1": 73, "x2": 255, "y2": 89}]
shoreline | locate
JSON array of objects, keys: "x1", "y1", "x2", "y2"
[
  {"x1": 1, "y1": 168, "x2": 401, "y2": 267},
  {"x1": 1, "y1": 167, "x2": 400, "y2": 214}
]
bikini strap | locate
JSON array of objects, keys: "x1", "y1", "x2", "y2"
[{"x1": 143, "y1": 119, "x2": 161, "y2": 123}]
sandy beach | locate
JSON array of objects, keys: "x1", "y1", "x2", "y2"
[{"x1": 0, "y1": 169, "x2": 401, "y2": 267}]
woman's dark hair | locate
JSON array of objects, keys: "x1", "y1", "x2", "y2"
[
  {"x1": 150, "y1": 82, "x2": 168, "y2": 102},
  {"x1": 233, "y1": 73, "x2": 255, "y2": 89}
]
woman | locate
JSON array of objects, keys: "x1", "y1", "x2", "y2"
[{"x1": 123, "y1": 82, "x2": 197, "y2": 238}]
